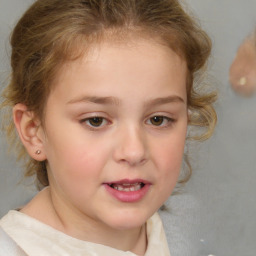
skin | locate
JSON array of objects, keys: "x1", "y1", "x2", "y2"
[
  {"x1": 14, "y1": 38, "x2": 188, "y2": 255},
  {"x1": 229, "y1": 33, "x2": 256, "y2": 96}
]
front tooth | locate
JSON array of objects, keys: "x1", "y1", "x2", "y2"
[
  {"x1": 115, "y1": 184, "x2": 125, "y2": 191},
  {"x1": 130, "y1": 187, "x2": 135, "y2": 192},
  {"x1": 112, "y1": 183, "x2": 143, "y2": 191}
]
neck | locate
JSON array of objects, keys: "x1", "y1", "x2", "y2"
[
  {"x1": 61, "y1": 210, "x2": 147, "y2": 255},
  {"x1": 22, "y1": 187, "x2": 147, "y2": 255}
]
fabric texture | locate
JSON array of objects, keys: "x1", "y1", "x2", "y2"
[
  {"x1": 0, "y1": 226, "x2": 28, "y2": 256},
  {"x1": 0, "y1": 210, "x2": 170, "y2": 256}
]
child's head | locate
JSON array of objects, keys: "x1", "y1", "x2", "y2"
[{"x1": 2, "y1": 0, "x2": 216, "y2": 190}]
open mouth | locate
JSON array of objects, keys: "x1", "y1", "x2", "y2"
[
  {"x1": 104, "y1": 180, "x2": 150, "y2": 202},
  {"x1": 108, "y1": 182, "x2": 145, "y2": 192}
]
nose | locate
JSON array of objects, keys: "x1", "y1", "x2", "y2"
[{"x1": 113, "y1": 125, "x2": 148, "y2": 166}]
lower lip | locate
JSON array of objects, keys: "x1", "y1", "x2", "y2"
[{"x1": 104, "y1": 184, "x2": 151, "y2": 203}]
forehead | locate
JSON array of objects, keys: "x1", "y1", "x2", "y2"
[
  {"x1": 59, "y1": 37, "x2": 186, "y2": 75},
  {"x1": 49, "y1": 37, "x2": 188, "y2": 103}
]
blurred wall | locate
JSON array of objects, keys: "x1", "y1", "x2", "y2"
[
  {"x1": 184, "y1": 1, "x2": 256, "y2": 255},
  {"x1": 0, "y1": 0, "x2": 37, "y2": 217},
  {"x1": 1, "y1": 1, "x2": 256, "y2": 255}
]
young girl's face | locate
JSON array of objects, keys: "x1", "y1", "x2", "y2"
[{"x1": 40, "y1": 38, "x2": 188, "y2": 231}]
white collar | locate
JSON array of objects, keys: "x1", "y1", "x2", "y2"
[{"x1": 0, "y1": 210, "x2": 170, "y2": 256}]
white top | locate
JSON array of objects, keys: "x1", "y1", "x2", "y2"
[{"x1": 0, "y1": 210, "x2": 170, "y2": 256}]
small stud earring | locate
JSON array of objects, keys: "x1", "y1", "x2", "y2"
[
  {"x1": 35, "y1": 150, "x2": 41, "y2": 155},
  {"x1": 238, "y1": 76, "x2": 247, "y2": 86}
]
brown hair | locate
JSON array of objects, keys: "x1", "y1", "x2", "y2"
[{"x1": 1, "y1": 0, "x2": 217, "y2": 189}]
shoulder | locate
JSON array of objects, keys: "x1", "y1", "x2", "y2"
[
  {"x1": 0, "y1": 210, "x2": 26, "y2": 230},
  {"x1": 0, "y1": 221, "x2": 28, "y2": 256},
  {"x1": 0, "y1": 210, "x2": 63, "y2": 255}
]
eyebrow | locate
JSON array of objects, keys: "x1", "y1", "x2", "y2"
[
  {"x1": 67, "y1": 95, "x2": 185, "y2": 106},
  {"x1": 144, "y1": 95, "x2": 185, "y2": 107},
  {"x1": 67, "y1": 96, "x2": 121, "y2": 106}
]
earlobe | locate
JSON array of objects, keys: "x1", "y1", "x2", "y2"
[{"x1": 13, "y1": 104, "x2": 46, "y2": 161}]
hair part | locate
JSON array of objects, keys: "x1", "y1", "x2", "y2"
[{"x1": 1, "y1": 0, "x2": 217, "y2": 189}]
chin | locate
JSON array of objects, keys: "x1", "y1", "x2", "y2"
[{"x1": 103, "y1": 208, "x2": 155, "y2": 231}]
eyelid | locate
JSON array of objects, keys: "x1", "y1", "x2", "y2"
[
  {"x1": 79, "y1": 114, "x2": 112, "y2": 130},
  {"x1": 79, "y1": 112, "x2": 109, "y2": 121},
  {"x1": 145, "y1": 114, "x2": 176, "y2": 127}
]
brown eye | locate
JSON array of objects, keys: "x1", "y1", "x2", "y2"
[
  {"x1": 150, "y1": 116, "x2": 164, "y2": 126},
  {"x1": 147, "y1": 116, "x2": 174, "y2": 127},
  {"x1": 80, "y1": 116, "x2": 110, "y2": 130},
  {"x1": 87, "y1": 117, "x2": 104, "y2": 127}
]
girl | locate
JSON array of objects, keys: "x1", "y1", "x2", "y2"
[{"x1": 0, "y1": 0, "x2": 216, "y2": 255}]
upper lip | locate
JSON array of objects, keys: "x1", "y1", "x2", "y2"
[{"x1": 104, "y1": 179, "x2": 151, "y2": 185}]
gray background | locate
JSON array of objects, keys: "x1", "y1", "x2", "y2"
[{"x1": 1, "y1": 0, "x2": 256, "y2": 255}]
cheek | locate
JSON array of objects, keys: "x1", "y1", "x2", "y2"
[
  {"x1": 47, "y1": 146, "x2": 106, "y2": 202},
  {"x1": 153, "y1": 133, "x2": 186, "y2": 180},
  {"x1": 46, "y1": 137, "x2": 111, "y2": 185},
  {"x1": 157, "y1": 142, "x2": 185, "y2": 200}
]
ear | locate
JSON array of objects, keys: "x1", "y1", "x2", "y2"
[{"x1": 13, "y1": 103, "x2": 46, "y2": 161}]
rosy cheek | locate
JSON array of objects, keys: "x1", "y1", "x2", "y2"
[
  {"x1": 159, "y1": 138, "x2": 184, "y2": 160},
  {"x1": 62, "y1": 144, "x2": 106, "y2": 176}
]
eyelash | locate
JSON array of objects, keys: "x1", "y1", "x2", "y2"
[
  {"x1": 146, "y1": 115, "x2": 176, "y2": 128},
  {"x1": 79, "y1": 115, "x2": 176, "y2": 130},
  {"x1": 80, "y1": 116, "x2": 110, "y2": 129}
]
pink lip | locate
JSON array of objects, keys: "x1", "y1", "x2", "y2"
[{"x1": 103, "y1": 179, "x2": 151, "y2": 203}]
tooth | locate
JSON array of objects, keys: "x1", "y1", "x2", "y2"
[
  {"x1": 111, "y1": 182, "x2": 144, "y2": 192},
  {"x1": 137, "y1": 184, "x2": 143, "y2": 191},
  {"x1": 116, "y1": 185, "x2": 124, "y2": 191}
]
